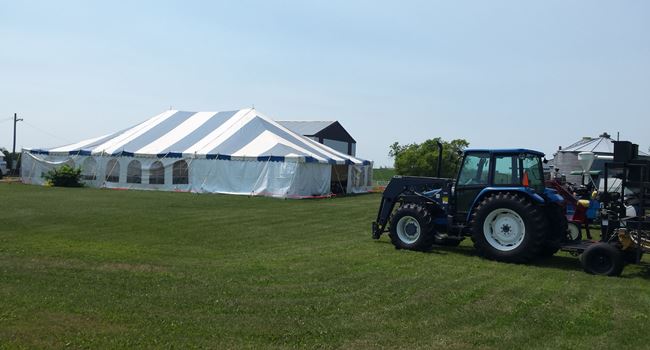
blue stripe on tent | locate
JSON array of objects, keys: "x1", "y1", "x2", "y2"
[
  {"x1": 206, "y1": 154, "x2": 231, "y2": 160},
  {"x1": 68, "y1": 150, "x2": 92, "y2": 156},
  {"x1": 155, "y1": 152, "x2": 182, "y2": 158},
  {"x1": 30, "y1": 149, "x2": 49, "y2": 155},
  {"x1": 109, "y1": 151, "x2": 134, "y2": 157},
  {"x1": 363, "y1": 160, "x2": 371, "y2": 166},
  {"x1": 116, "y1": 111, "x2": 195, "y2": 153},
  {"x1": 158, "y1": 111, "x2": 238, "y2": 154},
  {"x1": 49, "y1": 128, "x2": 129, "y2": 155},
  {"x1": 305, "y1": 156, "x2": 318, "y2": 163},
  {"x1": 204, "y1": 116, "x2": 339, "y2": 163},
  {"x1": 345, "y1": 160, "x2": 353, "y2": 165},
  {"x1": 256, "y1": 156, "x2": 285, "y2": 162},
  {"x1": 328, "y1": 159, "x2": 337, "y2": 165}
]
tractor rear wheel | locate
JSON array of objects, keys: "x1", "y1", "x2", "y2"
[
  {"x1": 538, "y1": 203, "x2": 567, "y2": 257},
  {"x1": 470, "y1": 193, "x2": 547, "y2": 263},
  {"x1": 389, "y1": 203, "x2": 435, "y2": 251}
]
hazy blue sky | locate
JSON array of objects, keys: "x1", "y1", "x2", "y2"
[{"x1": 1, "y1": 0, "x2": 648, "y2": 166}]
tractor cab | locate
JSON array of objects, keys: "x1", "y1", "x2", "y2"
[{"x1": 452, "y1": 149, "x2": 546, "y2": 222}]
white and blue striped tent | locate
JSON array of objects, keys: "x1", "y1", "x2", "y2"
[{"x1": 21, "y1": 108, "x2": 373, "y2": 198}]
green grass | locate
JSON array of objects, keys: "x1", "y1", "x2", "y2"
[
  {"x1": 0, "y1": 183, "x2": 649, "y2": 349},
  {"x1": 373, "y1": 168, "x2": 396, "y2": 182}
]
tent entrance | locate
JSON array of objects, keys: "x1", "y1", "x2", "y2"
[{"x1": 331, "y1": 164, "x2": 348, "y2": 194}]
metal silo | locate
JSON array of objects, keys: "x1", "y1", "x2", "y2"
[{"x1": 552, "y1": 133, "x2": 614, "y2": 185}]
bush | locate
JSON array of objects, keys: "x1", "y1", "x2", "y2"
[{"x1": 44, "y1": 164, "x2": 83, "y2": 187}]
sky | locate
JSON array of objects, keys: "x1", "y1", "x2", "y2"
[{"x1": 1, "y1": 0, "x2": 648, "y2": 166}]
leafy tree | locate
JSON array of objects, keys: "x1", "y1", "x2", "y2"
[{"x1": 389, "y1": 138, "x2": 469, "y2": 178}]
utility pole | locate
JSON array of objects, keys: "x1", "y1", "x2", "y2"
[{"x1": 12, "y1": 113, "x2": 23, "y2": 173}]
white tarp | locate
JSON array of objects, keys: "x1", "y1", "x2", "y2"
[{"x1": 21, "y1": 108, "x2": 373, "y2": 198}]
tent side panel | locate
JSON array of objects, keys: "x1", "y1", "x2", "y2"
[
  {"x1": 346, "y1": 162, "x2": 374, "y2": 194},
  {"x1": 21, "y1": 153, "x2": 334, "y2": 198},
  {"x1": 191, "y1": 159, "x2": 329, "y2": 198},
  {"x1": 21, "y1": 152, "x2": 81, "y2": 186},
  {"x1": 286, "y1": 163, "x2": 331, "y2": 198}
]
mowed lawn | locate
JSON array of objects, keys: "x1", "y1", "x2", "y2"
[
  {"x1": 1, "y1": 184, "x2": 649, "y2": 349},
  {"x1": 372, "y1": 168, "x2": 396, "y2": 183}
]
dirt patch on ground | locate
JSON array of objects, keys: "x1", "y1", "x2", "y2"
[
  {"x1": 0, "y1": 177, "x2": 23, "y2": 183},
  {"x1": 0, "y1": 311, "x2": 128, "y2": 348},
  {"x1": 0, "y1": 256, "x2": 168, "y2": 274},
  {"x1": 97, "y1": 262, "x2": 167, "y2": 273}
]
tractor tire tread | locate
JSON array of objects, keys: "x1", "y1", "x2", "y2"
[
  {"x1": 539, "y1": 203, "x2": 567, "y2": 257},
  {"x1": 470, "y1": 192, "x2": 548, "y2": 263},
  {"x1": 388, "y1": 203, "x2": 435, "y2": 251}
]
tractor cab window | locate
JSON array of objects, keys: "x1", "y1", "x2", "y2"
[
  {"x1": 522, "y1": 154, "x2": 544, "y2": 192},
  {"x1": 458, "y1": 153, "x2": 490, "y2": 186},
  {"x1": 494, "y1": 155, "x2": 520, "y2": 185}
]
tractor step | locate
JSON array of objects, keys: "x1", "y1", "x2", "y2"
[{"x1": 560, "y1": 240, "x2": 601, "y2": 253}]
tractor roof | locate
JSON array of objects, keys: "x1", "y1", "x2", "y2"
[{"x1": 464, "y1": 149, "x2": 545, "y2": 157}]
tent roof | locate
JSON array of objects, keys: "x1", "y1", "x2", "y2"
[{"x1": 26, "y1": 109, "x2": 371, "y2": 165}]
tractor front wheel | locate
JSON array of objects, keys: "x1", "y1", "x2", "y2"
[
  {"x1": 389, "y1": 203, "x2": 435, "y2": 251},
  {"x1": 471, "y1": 193, "x2": 547, "y2": 263}
]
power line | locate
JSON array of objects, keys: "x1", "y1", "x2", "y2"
[{"x1": 21, "y1": 120, "x2": 72, "y2": 144}]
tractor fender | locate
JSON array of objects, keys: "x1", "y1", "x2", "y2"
[
  {"x1": 465, "y1": 187, "x2": 545, "y2": 222},
  {"x1": 543, "y1": 188, "x2": 565, "y2": 204}
]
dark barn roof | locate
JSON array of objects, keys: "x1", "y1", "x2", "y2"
[{"x1": 277, "y1": 121, "x2": 356, "y2": 143}]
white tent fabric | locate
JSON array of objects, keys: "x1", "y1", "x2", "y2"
[{"x1": 21, "y1": 109, "x2": 373, "y2": 198}]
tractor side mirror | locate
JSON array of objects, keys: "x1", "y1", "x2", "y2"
[{"x1": 543, "y1": 157, "x2": 549, "y2": 164}]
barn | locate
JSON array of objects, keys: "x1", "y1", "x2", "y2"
[
  {"x1": 20, "y1": 108, "x2": 373, "y2": 198},
  {"x1": 277, "y1": 121, "x2": 357, "y2": 156}
]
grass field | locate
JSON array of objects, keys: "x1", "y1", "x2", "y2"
[
  {"x1": 373, "y1": 168, "x2": 396, "y2": 183},
  {"x1": 1, "y1": 183, "x2": 649, "y2": 349}
]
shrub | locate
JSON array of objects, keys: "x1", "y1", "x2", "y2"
[{"x1": 44, "y1": 164, "x2": 83, "y2": 187}]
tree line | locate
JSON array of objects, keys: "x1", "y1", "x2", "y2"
[{"x1": 389, "y1": 138, "x2": 469, "y2": 178}]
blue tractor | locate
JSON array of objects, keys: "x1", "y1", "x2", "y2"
[{"x1": 372, "y1": 148, "x2": 567, "y2": 262}]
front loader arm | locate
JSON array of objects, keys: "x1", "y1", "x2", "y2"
[{"x1": 372, "y1": 176, "x2": 451, "y2": 239}]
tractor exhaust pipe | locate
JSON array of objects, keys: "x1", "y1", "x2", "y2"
[{"x1": 436, "y1": 141, "x2": 443, "y2": 178}]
